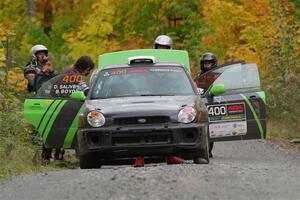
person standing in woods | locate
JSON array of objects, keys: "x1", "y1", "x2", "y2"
[
  {"x1": 24, "y1": 44, "x2": 49, "y2": 93},
  {"x1": 24, "y1": 45, "x2": 65, "y2": 163},
  {"x1": 134, "y1": 35, "x2": 185, "y2": 167}
]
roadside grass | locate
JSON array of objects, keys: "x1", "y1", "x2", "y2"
[
  {"x1": 268, "y1": 119, "x2": 300, "y2": 139},
  {"x1": 0, "y1": 108, "x2": 78, "y2": 181},
  {"x1": 267, "y1": 119, "x2": 300, "y2": 151},
  {"x1": 0, "y1": 135, "x2": 78, "y2": 181}
]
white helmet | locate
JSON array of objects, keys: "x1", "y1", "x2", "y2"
[
  {"x1": 30, "y1": 44, "x2": 48, "y2": 57},
  {"x1": 153, "y1": 35, "x2": 173, "y2": 49}
]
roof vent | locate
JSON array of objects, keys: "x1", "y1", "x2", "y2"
[{"x1": 128, "y1": 56, "x2": 156, "y2": 65}]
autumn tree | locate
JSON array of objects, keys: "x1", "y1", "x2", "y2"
[{"x1": 63, "y1": 0, "x2": 120, "y2": 62}]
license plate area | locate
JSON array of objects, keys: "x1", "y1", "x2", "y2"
[{"x1": 112, "y1": 131, "x2": 173, "y2": 146}]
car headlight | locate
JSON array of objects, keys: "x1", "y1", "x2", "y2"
[
  {"x1": 87, "y1": 111, "x2": 105, "y2": 127},
  {"x1": 178, "y1": 107, "x2": 196, "y2": 123}
]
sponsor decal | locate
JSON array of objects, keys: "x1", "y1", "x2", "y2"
[
  {"x1": 128, "y1": 69, "x2": 148, "y2": 73},
  {"x1": 213, "y1": 96, "x2": 222, "y2": 103},
  {"x1": 107, "y1": 68, "x2": 183, "y2": 76},
  {"x1": 207, "y1": 103, "x2": 246, "y2": 122},
  {"x1": 209, "y1": 121, "x2": 247, "y2": 138},
  {"x1": 62, "y1": 74, "x2": 83, "y2": 83},
  {"x1": 149, "y1": 68, "x2": 182, "y2": 73},
  {"x1": 207, "y1": 102, "x2": 247, "y2": 138},
  {"x1": 52, "y1": 83, "x2": 78, "y2": 96},
  {"x1": 111, "y1": 69, "x2": 127, "y2": 75}
]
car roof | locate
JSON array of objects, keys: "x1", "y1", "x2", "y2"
[
  {"x1": 98, "y1": 49, "x2": 191, "y2": 73},
  {"x1": 100, "y1": 62, "x2": 185, "y2": 70}
]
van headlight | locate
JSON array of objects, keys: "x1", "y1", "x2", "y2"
[
  {"x1": 178, "y1": 107, "x2": 196, "y2": 123},
  {"x1": 87, "y1": 111, "x2": 105, "y2": 127}
]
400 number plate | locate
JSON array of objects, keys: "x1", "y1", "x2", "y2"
[{"x1": 207, "y1": 103, "x2": 247, "y2": 138}]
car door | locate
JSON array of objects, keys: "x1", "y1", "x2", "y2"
[
  {"x1": 196, "y1": 63, "x2": 266, "y2": 142},
  {"x1": 24, "y1": 73, "x2": 84, "y2": 149}
]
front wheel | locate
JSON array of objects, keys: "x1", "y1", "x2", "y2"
[
  {"x1": 79, "y1": 152, "x2": 101, "y2": 169},
  {"x1": 193, "y1": 131, "x2": 209, "y2": 164}
]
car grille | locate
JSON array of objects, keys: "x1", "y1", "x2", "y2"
[
  {"x1": 112, "y1": 130, "x2": 172, "y2": 146},
  {"x1": 114, "y1": 116, "x2": 170, "y2": 125}
]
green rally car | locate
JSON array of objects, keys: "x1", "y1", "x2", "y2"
[{"x1": 23, "y1": 49, "x2": 266, "y2": 168}]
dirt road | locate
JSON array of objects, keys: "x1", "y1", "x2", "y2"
[{"x1": 1, "y1": 140, "x2": 299, "y2": 200}]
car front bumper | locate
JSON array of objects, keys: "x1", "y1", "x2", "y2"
[{"x1": 77, "y1": 123, "x2": 208, "y2": 158}]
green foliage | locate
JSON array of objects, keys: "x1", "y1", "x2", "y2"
[
  {"x1": 263, "y1": 0, "x2": 300, "y2": 129},
  {"x1": 63, "y1": 0, "x2": 119, "y2": 62}
]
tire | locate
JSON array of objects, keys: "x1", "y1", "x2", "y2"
[
  {"x1": 193, "y1": 131, "x2": 209, "y2": 164},
  {"x1": 79, "y1": 152, "x2": 101, "y2": 169},
  {"x1": 74, "y1": 137, "x2": 80, "y2": 159}
]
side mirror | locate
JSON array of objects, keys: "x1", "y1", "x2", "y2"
[
  {"x1": 209, "y1": 84, "x2": 226, "y2": 96},
  {"x1": 70, "y1": 91, "x2": 86, "y2": 101}
]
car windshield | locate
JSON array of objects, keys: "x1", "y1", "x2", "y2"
[{"x1": 91, "y1": 66, "x2": 195, "y2": 99}]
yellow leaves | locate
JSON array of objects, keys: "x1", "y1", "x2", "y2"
[
  {"x1": 63, "y1": 0, "x2": 119, "y2": 62},
  {"x1": 6, "y1": 69, "x2": 27, "y2": 92},
  {"x1": 201, "y1": 0, "x2": 287, "y2": 77},
  {"x1": 0, "y1": 48, "x2": 5, "y2": 68},
  {"x1": 202, "y1": 0, "x2": 258, "y2": 61}
]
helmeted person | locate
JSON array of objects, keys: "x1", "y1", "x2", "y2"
[
  {"x1": 23, "y1": 45, "x2": 61, "y2": 163},
  {"x1": 153, "y1": 35, "x2": 173, "y2": 49},
  {"x1": 195, "y1": 52, "x2": 219, "y2": 92},
  {"x1": 134, "y1": 35, "x2": 185, "y2": 167},
  {"x1": 199, "y1": 52, "x2": 218, "y2": 75},
  {"x1": 196, "y1": 52, "x2": 218, "y2": 158},
  {"x1": 24, "y1": 44, "x2": 49, "y2": 92}
]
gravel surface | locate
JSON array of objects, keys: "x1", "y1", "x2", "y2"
[{"x1": 1, "y1": 140, "x2": 300, "y2": 200}]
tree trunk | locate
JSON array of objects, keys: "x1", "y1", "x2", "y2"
[
  {"x1": 42, "y1": 0, "x2": 53, "y2": 36},
  {"x1": 26, "y1": 0, "x2": 36, "y2": 21}
]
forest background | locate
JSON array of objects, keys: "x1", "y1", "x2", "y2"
[{"x1": 0, "y1": 0, "x2": 299, "y2": 178}]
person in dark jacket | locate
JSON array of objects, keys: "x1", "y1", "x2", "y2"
[
  {"x1": 199, "y1": 52, "x2": 218, "y2": 75},
  {"x1": 33, "y1": 60, "x2": 65, "y2": 162},
  {"x1": 195, "y1": 52, "x2": 218, "y2": 158},
  {"x1": 62, "y1": 55, "x2": 95, "y2": 96},
  {"x1": 63, "y1": 55, "x2": 95, "y2": 75},
  {"x1": 24, "y1": 44, "x2": 49, "y2": 93},
  {"x1": 34, "y1": 60, "x2": 58, "y2": 93}
]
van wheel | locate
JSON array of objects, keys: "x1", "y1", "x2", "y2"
[{"x1": 79, "y1": 153, "x2": 101, "y2": 169}]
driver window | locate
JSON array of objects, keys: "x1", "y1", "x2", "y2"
[
  {"x1": 212, "y1": 64, "x2": 261, "y2": 93},
  {"x1": 36, "y1": 74, "x2": 84, "y2": 98},
  {"x1": 196, "y1": 63, "x2": 261, "y2": 95}
]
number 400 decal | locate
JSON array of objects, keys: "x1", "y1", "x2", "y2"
[
  {"x1": 208, "y1": 105, "x2": 227, "y2": 116},
  {"x1": 62, "y1": 75, "x2": 83, "y2": 83}
]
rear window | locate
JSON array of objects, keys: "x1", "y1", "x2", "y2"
[{"x1": 91, "y1": 66, "x2": 195, "y2": 99}]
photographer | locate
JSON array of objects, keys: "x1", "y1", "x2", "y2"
[
  {"x1": 24, "y1": 44, "x2": 49, "y2": 93},
  {"x1": 34, "y1": 60, "x2": 58, "y2": 93}
]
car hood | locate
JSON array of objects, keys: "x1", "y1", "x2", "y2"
[{"x1": 85, "y1": 96, "x2": 199, "y2": 117}]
